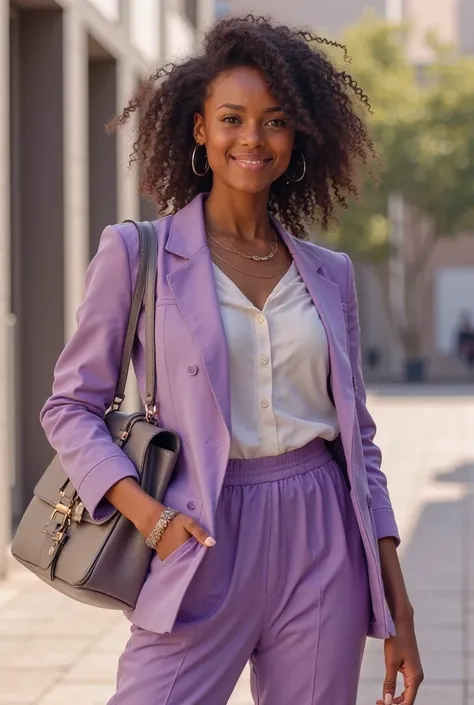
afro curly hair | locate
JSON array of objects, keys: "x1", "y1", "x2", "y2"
[{"x1": 112, "y1": 15, "x2": 375, "y2": 237}]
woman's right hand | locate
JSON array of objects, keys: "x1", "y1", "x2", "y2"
[
  {"x1": 106, "y1": 479, "x2": 216, "y2": 561},
  {"x1": 155, "y1": 511, "x2": 216, "y2": 561}
]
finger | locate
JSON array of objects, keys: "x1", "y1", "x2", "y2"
[
  {"x1": 185, "y1": 518, "x2": 216, "y2": 547},
  {"x1": 383, "y1": 661, "x2": 399, "y2": 704},
  {"x1": 376, "y1": 695, "x2": 396, "y2": 705}
]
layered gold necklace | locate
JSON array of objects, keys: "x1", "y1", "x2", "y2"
[
  {"x1": 206, "y1": 229, "x2": 278, "y2": 261},
  {"x1": 206, "y1": 227, "x2": 284, "y2": 280}
]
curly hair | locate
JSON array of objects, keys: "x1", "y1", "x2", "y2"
[{"x1": 112, "y1": 15, "x2": 375, "y2": 236}]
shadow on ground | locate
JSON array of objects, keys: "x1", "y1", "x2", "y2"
[{"x1": 358, "y1": 460, "x2": 474, "y2": 705}]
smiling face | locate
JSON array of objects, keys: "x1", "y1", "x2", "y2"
[{"x1": 194, "y1": 66, "x2": 295, "y2": 196}]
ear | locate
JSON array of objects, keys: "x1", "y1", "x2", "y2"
[{"x1": 193, "y1": 113, "x2": 206, "y2": 145}]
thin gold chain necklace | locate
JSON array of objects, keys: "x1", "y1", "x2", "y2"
[
  {"x1": 210, "y1": 248, "x2": 286, "y2": 280},
  {"x1": 206, "y1": 228, "x2": 278, "y2": 262}
]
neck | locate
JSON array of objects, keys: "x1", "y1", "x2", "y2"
[{"x1": 204, "y1": 183, "x2": 272, "y2": 243}]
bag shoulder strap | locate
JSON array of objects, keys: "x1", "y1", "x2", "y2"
[
  {"x1": 112, "y1": 221, "x2": 157, "y2": 417},
  {"x1": 143, "y1": 221, "x2": 158, "y2": 419}
]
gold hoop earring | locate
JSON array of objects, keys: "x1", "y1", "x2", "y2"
[
  {"x1": 191, "y1": 144, "x2": 209, "y2": 177},
  {"x1": 285, "y1": 151, "x2": 306, "y2": 183}
]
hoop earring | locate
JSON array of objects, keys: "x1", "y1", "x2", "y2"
[
  {"x1": 285, "y1": 151, "x2": 306, "y2": 183},
  {"x1": 191, "y1": 144, "x2": 209, "y2": 177}
]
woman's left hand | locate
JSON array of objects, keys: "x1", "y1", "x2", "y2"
[{"x1": 377, "y1": 616, "x2": 424, "y2": 704}]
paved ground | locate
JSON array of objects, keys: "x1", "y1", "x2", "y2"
[{"x1": 0, "y1": 386, "x2": 473, "y2": 705}]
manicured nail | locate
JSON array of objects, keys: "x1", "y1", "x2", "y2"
[
  {"x1": 204, "y1": 536, "x2": 216, "y2": 547},
  {"x1": 384, "y1": 695, "x2": 393, "y2": 705}
]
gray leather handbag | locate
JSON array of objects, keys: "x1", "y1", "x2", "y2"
[{"x1": 11, "y1": 221, "x2": 180, "y2": 610}]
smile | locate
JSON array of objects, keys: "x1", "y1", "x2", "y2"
[{"x1": 230, "y1": 156, "x2": 273, "y2": 171}]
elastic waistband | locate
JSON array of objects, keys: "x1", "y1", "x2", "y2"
[{"x1": 223, "y1": 437, "x2": 333, "y2": 486}]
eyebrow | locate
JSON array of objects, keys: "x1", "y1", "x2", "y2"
[{"x1": 216, "y1": 103, "x2": 283, "y2": 113}]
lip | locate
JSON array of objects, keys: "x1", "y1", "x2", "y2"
[{"x1": 230, "y1": 155, "x2": 273, "y2": 171}]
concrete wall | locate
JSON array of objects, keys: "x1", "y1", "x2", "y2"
[
  {"x1": 0, "y1": 0, "x2": 12, "y2": 577},
  {"x1": 12, "y1": 8, "x2": 66, "y2": 510}
]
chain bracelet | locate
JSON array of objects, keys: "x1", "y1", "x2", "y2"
[{"x1": 145, "y1": 507, "x2": 179, "y2": 549}]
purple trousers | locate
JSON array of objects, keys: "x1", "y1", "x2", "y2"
[{"x1": 109, "y1": 439, "x2": 370, "y2": 704}]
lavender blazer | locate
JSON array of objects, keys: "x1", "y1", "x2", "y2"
[{"x1": 41, "y1": 193, "x2": 399, "y2": 639}]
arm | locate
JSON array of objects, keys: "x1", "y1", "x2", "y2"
[
  {"x1": 343, "y1": 253, "x2": 400, "y2": 543},
  {"x1": 40, "y1": 225, "x2": 143, "y2": 522},
  {"x1": 343, "y1": 254, "x2": 409, "y2": 605},
  {"x1": 343, "y1": 255, "x2": 422, "y2": 704},
  {"x1": 41, "y1": 225, "x2": 215, "y2": 553}
]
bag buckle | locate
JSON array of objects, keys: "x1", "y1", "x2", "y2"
[
  {"x1": 43, "y1": 492, "x2": 84, "y2": 548},
  {"x1": 145, "y1": 403, "x2": 157, "y2": 424}
]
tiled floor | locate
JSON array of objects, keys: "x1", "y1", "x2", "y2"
[{"x1": 0, "y1": 386, "x2": 472, "y2": 705}]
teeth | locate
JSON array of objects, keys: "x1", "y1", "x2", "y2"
[{"x1": 240, "y1": 159, "x2": 263, "y2": 164}]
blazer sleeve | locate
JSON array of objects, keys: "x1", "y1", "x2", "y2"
[
  {"x1": 40, "y1": 225, "x2": 139, "y2": 521},
  {"x1": 342, "y1": 253, "x2": 401, "y2": 545}
]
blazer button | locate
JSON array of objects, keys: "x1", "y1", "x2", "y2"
[
  {"x1": 187, "y1": 365, "x2": 198, "y2": 376},
  {"x1": 187, "y1": 501, "x2": 196, "y2": 511}
]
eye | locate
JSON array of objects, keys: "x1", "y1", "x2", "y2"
[
  {"x1": 221, "y1": 115, "x2": 242, "y2": 124},
  {"x1": 266, "y1": 118, "x2": 288, "y2": 128}
]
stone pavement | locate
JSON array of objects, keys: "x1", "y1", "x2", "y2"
[{"x1": 0, "y1": 386, "x2": 472, "y2": 705}]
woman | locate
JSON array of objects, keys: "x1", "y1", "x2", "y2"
[{"x1": 41, "y1": 15, "x2": 423, "y2": 705}]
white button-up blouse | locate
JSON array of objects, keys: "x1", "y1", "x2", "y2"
[{"x1": 213, "y1": 262, "x2": 340, "y2": 460}]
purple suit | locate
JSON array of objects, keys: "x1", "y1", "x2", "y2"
[{"x1": 41, "y1": 193, "x2": 398, "y2": 646}]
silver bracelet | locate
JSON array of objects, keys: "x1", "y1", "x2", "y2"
[{"x1": 145, "y1": 507, "x2": 179, "y2": 549}]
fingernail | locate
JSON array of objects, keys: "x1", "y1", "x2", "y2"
[
  {"x1": 385, "y1": 695, "x2": 393, "y2": 705},
  {"x1": 204, "y1": 536, "x2": 216, "y2": 547}
]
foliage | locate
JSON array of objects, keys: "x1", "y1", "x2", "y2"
[
  {"x1": 315, "y1": 14, "x2": 474, "y2": 359},
  {"x1": 320, "y1": 12, "x2": 474, "y2": 260}
]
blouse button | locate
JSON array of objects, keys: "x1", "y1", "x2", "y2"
[
  {"x1": 261, "y1": 399, "x2": 269, "y2": 409},
  {"x1": 256, "y1": 314, "x2": 266, "y2": 324},
  {"x1": 259, "y1": 355, "x2": 269, "y2": 365},
  {"x1": 187, "y1": 501, "x2": 196, "y2": 511},
  {"x1": 187, "y1": 365, "x2": 198, "y2": 376}
]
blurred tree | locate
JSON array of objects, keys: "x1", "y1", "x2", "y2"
[{"x1": 319, "y1": 14, "x2": 474, "y2": 367}]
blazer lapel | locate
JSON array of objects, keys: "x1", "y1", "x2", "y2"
[
  {"x1": 165, "y1": 195, "x2": 231, "y2": 437},
  {"x1": 272, "y1": 219, "x2": 356, "y2": 458}
]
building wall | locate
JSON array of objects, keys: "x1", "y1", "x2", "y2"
[
  {"x1": 0, "y1": 0, "x2": 12, "y2": 576},
  {"x1": 459, "y1": 0, "x2": 474, "y2": 54},
  {"x1": 226, "y1": 0, "x2": 386, "y2": 33},
  {"x1": 405, "y1": 0, "x2": 458, "y2": 63},
  {"x1": 420, "y1": 234, "x2": 474, "y2": 380}
]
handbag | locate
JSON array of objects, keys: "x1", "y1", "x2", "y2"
[{"x1": 11, "y1": 221, "x2": 180, "y2": 610}]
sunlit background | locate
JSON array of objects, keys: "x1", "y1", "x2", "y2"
[{"x1": 0, "y1": 2, "x2": 472, "y2": 704}]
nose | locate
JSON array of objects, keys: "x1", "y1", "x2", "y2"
[{"x1": 240, "y1": 120, "x2": 264, "y2": 148}]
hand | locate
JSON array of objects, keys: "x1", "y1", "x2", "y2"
[
  {"x1": 377, "y1": 616, "x2": 424, "y2": 705},
  {"x1": 156, "y1": 511, "x2": 216, "y2": 562}
]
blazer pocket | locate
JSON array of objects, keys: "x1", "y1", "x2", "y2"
[{"x1": 160, "y1": 537, "x2": 196, "y2": 567}]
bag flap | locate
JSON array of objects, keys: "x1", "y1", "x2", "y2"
[
  {"x1": 33, "y1": 414, "x2": 179, "y2": 526},
  {"x1": 33, "y1": 455, "x2": 114, "y2": 526},
  {"x1": 106, "y1": 411, "x2": 180, "y2": 453}
]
